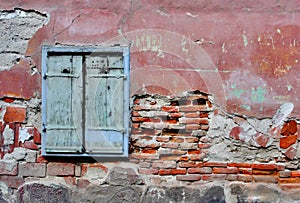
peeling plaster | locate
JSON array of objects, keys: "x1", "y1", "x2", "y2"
[{"x1": 0, "y1": 8, "x2": 48, "y2": 70}]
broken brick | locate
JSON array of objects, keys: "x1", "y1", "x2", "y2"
[
  {"x1": 284, "y1": 146, "x2": 297, "y2": 160},
  {"x1": 280, "y1": 134, "x2": 297, "y2": 149},
  {"x1": 229, "y1": 126, "x2": 243, "y2": 140},
  {"x1": 3, "y1": 106, "x2": 26, "y2": 123},
  {"x1": 253, "y1": 133, "x2": 269, "y2": 147}
]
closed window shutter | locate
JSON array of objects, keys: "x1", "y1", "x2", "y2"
[
  {"x1": 85, "y1": 55, "x2": 125, "y2": 153},
  {"x1": 44, "y1": 55, "x2": 83, "y2": 153}
]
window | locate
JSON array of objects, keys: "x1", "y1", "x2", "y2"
[{"x1": 41, "y1": 46, "x2": 130, "y2": 157}]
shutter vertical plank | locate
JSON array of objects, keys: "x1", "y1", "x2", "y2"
[
  {"x1": 45, "y1": 55, "x2": 83, "y2": 153},
  {"x1": 84, "y1": 54, "x2": 124, "y2": 153}
]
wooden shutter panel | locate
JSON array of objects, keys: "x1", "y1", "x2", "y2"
[
  {"x1": 84, "y1": 54, "x2": 125, "y2": 153},
  {"x1": 44, "y1": 55, "x2": 83, "y2": 153}
]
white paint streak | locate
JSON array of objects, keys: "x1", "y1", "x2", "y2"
[
  {"x1": 242, "y1": 34, "x2": 248, "y2": 47},
  {"x1": 186, "y1": 12, "x2": 198, "y2": 18},
  {"x1": 19, "y1": 127, "x2": 32, "y2": 143}
]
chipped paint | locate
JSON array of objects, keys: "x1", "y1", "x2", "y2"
[
  {"x1": 287, "y1": 84, "x2": 293, "y2": 91},
  {"x1": 181, "y1": 35, "x2": 188, "y2": 53},
  {"x1": 186, "y1": 12, "x2": 198, "y2": 18},
  {"x1": 251, "y1": 87, "x2": 266, "y2": 103},
  {"x1": 242, "y1": 34, "x2": 248, "y2": 47},
  {"x1": 135, "y1": 33, "x2": 163, "y2": 56}
]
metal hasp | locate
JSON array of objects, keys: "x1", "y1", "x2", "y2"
[{"x1": 41, "y1": 46, "x2": 130, "y2": 158}]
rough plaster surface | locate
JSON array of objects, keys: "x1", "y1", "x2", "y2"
[{"x1": 0, "y1": 8, "x2": 48, "y2": 70}]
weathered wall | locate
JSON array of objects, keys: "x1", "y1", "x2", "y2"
[{"x1": 0, "y1": 0, "x2": 300, "y2": 202}]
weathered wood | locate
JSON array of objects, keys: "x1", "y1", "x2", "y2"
[
  {"x1": 85, "y1": 55, "x2": 124, "y2": 153},
  {"x1": 45, "y1": 55, "x2": 83, "y2": 153}
]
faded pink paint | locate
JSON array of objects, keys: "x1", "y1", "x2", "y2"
[{"x1": 0, "y1": 0, "x2": 300, "y2": 117}]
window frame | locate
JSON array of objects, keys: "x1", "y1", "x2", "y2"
[{"x1": 41, "y1": 46, "x2": 130, "y2": 158}]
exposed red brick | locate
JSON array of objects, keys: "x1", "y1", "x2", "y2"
[
  {"x1": 176, "y1": 174, "x2": 201, "y2": 181},
  {"x1": 281, "y1": 120, "x2": 298, "y2": 136},
  {"x1": 284, "y1": 146, "x2": 297, "y2": 160},
  {"x1": 132, "y1": 117, "x2": 151, "y2": 122},
  {"x1": 290, "y1": 171, "x2": 300, "y2": 177},
  {"x1": 188, "y1": 167, "x2": 212, "y2": 174},
  {"x1": 162, "y1": 106, "x2": 179, "y2": 112},
  {"x1": 36, "y1": 155, "x2": 48, "y2": 163},
  {"x1": 180, "y1": 105, "x2": 208, "y2": 112},
  {"x1": 139, "y1": 168, "x2": 159, "y2": 175},
  {"x1": 278, "y1": 177, "x2": 300, "y2": 184},
  {"x1": 133, "y1": 106, "x2": 158, "y2": 111},
  {"x1": 19, "y1": 163, "x2": 46, "y2": 177},
  {"x1": 237, "y1": 174, "x2": 253, "y2": 182},
  {"x1": 156, "y1": 136, "x2": 170, "y2": 142},
  {"x1": 149, "y1": 118, "x2": 162, "y2": 123},
  {"x1": 185, "y1": 137, "x2": 199, "y2": 143},
  {"x1": 133, "y1": 98, "x2": 140, "y2": 105},
  {"x1": 280, "y1": 135, "x2": 297, "y2": 149},
  {"x1": 179, "y1": 161, "x2": 202, "y2": 168},
  {"x1": 129, "y1": 153, "x2": 159, "y2": 160},
  {"x1": 132, "y1": 123, "x2": 140, "y2": 128},
  {"x1": 81, "y1": 163, "x2": 108, "y2": 176},
  {"x1": 170, "y1": 137, "x2": 184, "y2": 143},
  {"x1": 0, "y1": 176, "x2": 24, "y2": 189},
  {"x1": 239, "y1": 168, "x2": 252, "y2": 175},
  {"x1": 253, "y1": 175, "x2": 278, "y2": 183},
  {"x1": 253, "y1": 133, "x2": 269, "y2": 147},
  {"x1": 142, "y1": 148, "x2": 157, "y2": 154},
  {"x1": 277, "y1": 164, "x2": 285, "y2": 171},
  {"x1": 198, "y1": 143, "x2": 211, "y2": 149},
  {"x1": 23, "y1": 141, "x2": 39, "y2": 150},
  {"x1": 158, "y1": 169, "x2": 186, "y2": 175},
  {"x1": 200, "y1": 112, "x2": 209, "y2": 118},
  {"x1": 3, "y1": 97, "x2": 15, "y2": 103},
  {"x1": 202, "y1": 174, "x2": 226, "y2": 181},
  {"x1": 189, "y1": 154, "x2": 206, "y2": 161},
  {"x1": 213, "y1": 167, "x2": 238, "y2": 174},
  {"x1": 165, "y1": 119, "x2": 178, "y2": 124},
  {"x1": 64, "y1": 176, "x2": 76, "y2": 186},
  {"x1": 169, "y1": 113, "x2": 183, "y2": 118},
  {"x1": 3, "y1": 106, "x2": 26, "y2": 123},
  {"x1": 228, "y1": 162, "x2": 252, "y2": 168},
  {"x1": 172, "y1": 150, "x2": 187, "y2": 155},
  {"x1": 179, "y1": 118, "x2": 201, "y2": 124},
  {"x1": 185, "y1": 112, "x2": 199, "y2": 118},
  {"x1": 77, "y1": 179, "x2": 90, "y2": 188},
  {"x1": 199, "y1": 119, "x2": 209, "y2": 125},
  {"x1": 252, "y1": 163, "x2": 277, "y2": 170},
  {"x1": 47, "y1": 163, "x2": 75, "y2": 176},
  {"x1": 188, "y1": 149, "x2": 201, "y2": 154},
  {"x1": 186, "y1": 124, "x2": 200, "y2": 130},
  {"x1": 204, "y1": 162, "x2": 227, "y2": 167},
  {"x1": 33, "y1": 127, "x2": 41, "y2": 144},
  {"x1": 161, "y1": 143, "x2": 179, "y2": 148},
  {"x1": 179, "y1": 156, "x2": 189, "y2": 161},
  {"x1": 199, "y1": 137, "x2": 211, "y2": 143},
  {"x1": 229, "y1": 126, "x2": 243, "y2": 140},
  {"x1": 132, "y1": 111, "x2": 141, "y2": 117},
  {"x1": 252, "y1": 169, "x2": 276, "y2": 175},
  {"x1": 159, "y1": 155, "x2": 181, "y2": 161}
]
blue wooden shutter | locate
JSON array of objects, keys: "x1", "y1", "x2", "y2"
[
  {"x1": 43, "y1": 54, "x2": 83, "y2": 153},
  {"x1": 85, "y1": 54, "x2": 126, "y2": 154}
]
